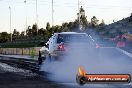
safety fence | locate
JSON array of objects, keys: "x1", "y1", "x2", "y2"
[{"x1": 0, "y1": 47, "x2": 41, "y2": 57}]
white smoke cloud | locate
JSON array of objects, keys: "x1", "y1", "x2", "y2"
[{"x1": 39, "y1": 30, "x2": 132, "y2": 84}]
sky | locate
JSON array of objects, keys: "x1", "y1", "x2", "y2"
[{"x1": 0, "y1": 0, "x2": 132, "y2": 33}]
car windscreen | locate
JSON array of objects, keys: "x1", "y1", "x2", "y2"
[{"x1": 57, "y1": 34, "x2": 94, "y2": 44}]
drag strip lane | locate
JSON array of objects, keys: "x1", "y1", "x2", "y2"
[{"x1": 0, "y1": 56, "x2": 39, "y2": 72}]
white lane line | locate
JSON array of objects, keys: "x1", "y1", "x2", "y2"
[{"x1": 116, "y1": 48, "x2": 132, "y2": 58}]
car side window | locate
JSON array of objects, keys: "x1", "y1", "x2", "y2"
[{"x1": 52, "y1": 34, "x2": 57, "y2": 44}]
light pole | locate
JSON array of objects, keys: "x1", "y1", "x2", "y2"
[
  {"x1": 36, "y1": 0, "x2": 38, "y2": 31},
  {"x1": 52, "y1": 0, "x2": 54, "y2": 27},
  {"x1": 78, "y1": 0, "x2": 80, "y2": 24},
  {"x1": 78, "y1": 0, "x2": 83, "y2": 31},
  {"x1": 9, "y1": 6, "x2": 12, "y2": 41},
  {"x1": 24, "y1": 0, "x2": 27, "y2": 35}
]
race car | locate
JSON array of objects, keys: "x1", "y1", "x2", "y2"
[{"x1": 39, "y1": 32, "x2": 100, "y2": 62}]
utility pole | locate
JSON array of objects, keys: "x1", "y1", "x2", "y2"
[
  {"x1": 24, "y1": 0, "x2": 27, "y2": 35},
  {"x1": 51, "y1": 0, "x2": 54, "y2": 33},
  {"x1": 36, "y1": 0, "x2": 38, "y2": 31},
  {"x1": 9, "y1": 6, "x2": 12, "y2": 41},
  {"x1": 78, "y1": 0, "x2": 80, "y2": 24},
  {"x1": 78, "y1": 0, "x2": 83, "y2": 31},
  {"x1": 52, "y1": 0, "x2": 54, "y2": 27},
  {"x1": 78, "y1": 0, "x2": 82, "y2": 31}
]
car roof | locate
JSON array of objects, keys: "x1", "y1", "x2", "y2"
[{"x1": 54, "y1": 32, "x2": 95, "y2": 42}]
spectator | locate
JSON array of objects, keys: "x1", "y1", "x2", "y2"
[
  {"x1": 116, "y1": 32, "x2": 126, "y2": 47},
  {"x1": 38, "y1": 51, "x2": 42, "y2": 65}
]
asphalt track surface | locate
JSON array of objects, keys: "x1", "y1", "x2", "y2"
[
  {"x1": 0, "y1": 57, "x2": 68, "y2": 88},
  {"x1": 0, "y1": 47, "x2": 132, "y2": 88}
]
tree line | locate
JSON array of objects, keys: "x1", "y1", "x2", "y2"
[{"x1": 0, "y1": 6, "x2": 106, "y2": 43}]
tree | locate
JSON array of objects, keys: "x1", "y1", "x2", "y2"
[
  {"x1": 32, "y1": 24, "x2": 37, "y2": 36},
  {"x1": 99, "y1": 19, "x2": 105, "y2": 26},
  {"x1": 67, "y1": 22, "x2": 74, "y2": 31},
  {"x1": 16, "y1": 31, "x2": 19, "y2": 37},
  {"x1": 91, "y1": 16, "x2": 99, "y2": 27},
  {"x1": 62, "y1": 22, "x2": 69, "y2": 32},
  {"x1": 46, "y1": 22, "x2": 53, "y2": 36},
  {"x1": 80, "y1": 15, "x2": 89, "y2": 30},
  {"x1": 46, "y1": 22, "x2": 50, "y2": 30},
  {"x1": 54, "y1": 25, "x2": 61, "y2": 33},
  {"x1": 72, "y1": 20, "x2": 79, "y2": 32},
  {"x1": 0, "y1": 32, "x2": 9, "y2": 43},
  {"x1": 77, "y1": 6, "x2": 89, "y2": 31},
  {"x1": 12, "y1": 29, "x2": 19, "y2": 40},
  {"x1": 20, "y1": 31, "x2": 25, "y2": 36},
  {"x1": 38, "y1": 28, "x2": 45, "y2": 36},
  {"x1": 26, "y1": 26, "x2": 32, "y2": 36}
]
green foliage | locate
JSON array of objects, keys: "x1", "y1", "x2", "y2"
[
  {"x1": 20, "y1": 31, "x2": 25, "y2": 36},
  {"x1": 80, "y1": 6, "x2": 89, "y2": 27},
  {"x1": 38, "y1": 28, "x2": 44, "y2": 36},
  {"x1": 54, "y1": 25, "x2": 61, "y2": 33},
  {"x1": 32, "y1": 24, "x2": 37, "y2": 36},
  {"x1": 99, "y1": 19, "x2": 105, "y2": 26},
  {"x1": 91, "y1": 16, "x2": 99, "y2": 27},
  {"x1": 62, "y1": 22, "x2": 69, "y2": 32},
  {"x1": 0, "y1": 32, "x2": 10, "y2": 43},
  {"x1": 46, "y1": 22, "x2": 50, "y2": 30},
  {"x1": 12, "y1": 29, "x2": 19, "y2": 40},
  {"x1": 26, "y1": 26, "x2": 32, "y2": 36}
]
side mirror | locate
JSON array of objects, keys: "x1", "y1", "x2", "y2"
[{"x1": 44, "y1": 43, "x2": 48, "y2": 48}]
